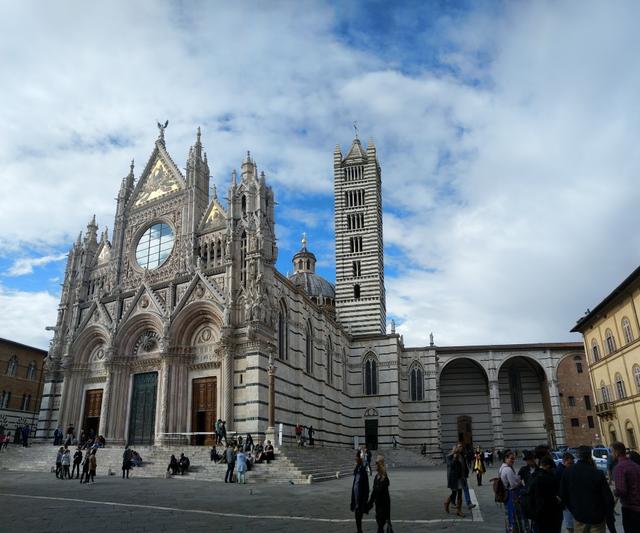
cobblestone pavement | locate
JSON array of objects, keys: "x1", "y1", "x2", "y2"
[{"x1": 0, "y1": 465, "x2": 508, "y2": 532}]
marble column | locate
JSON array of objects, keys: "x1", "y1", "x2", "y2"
[
  {"x1": 222, "y1": 344, "x2": 234, "y2": 431},
  {"x1": 489, "y1": 380, "x2": 505, "y2": 450},
  {"x1": 548, "y1": 378, "x2": 566, "y2": 448},
  {"x1": 98, "y1": 366, "x2": 112, "y2": 438},
  {"x1": 266, "y1": 355, "x2": 276, "y2": 443},
  {"x1": 157, "y1": 358, "x2": 170, "y2": 444}
]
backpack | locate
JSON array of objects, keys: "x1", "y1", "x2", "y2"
[{"x1": 491, "y1": 476, "x2": 508, "y2": 503}]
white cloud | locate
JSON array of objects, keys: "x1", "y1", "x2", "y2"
[
  {"x1": 0, "y1": 284, "x2": 58, "y2": 350},
  {"x1": 6, "y1": 254, "x2": 67, "y2": 276},
  {"x1": 1, "y1": 1, "x2": 639, "y2": 347}
]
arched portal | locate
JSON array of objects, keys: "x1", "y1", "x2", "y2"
[
  {"x1": 498, "y1": 356, "x2": 554, "y2": 449},
  {"x1": 439, "y1": 358, "x2": 491, "y2": 452}
]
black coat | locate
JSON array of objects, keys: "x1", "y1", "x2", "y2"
[
  {"x1": 367, "y1": 475, "x2": 390, "y2": 522},
  {"x1": 560, "y1": 461, "x2": 614, "y2": 525},
  {"x1": 446, "y1": 454, "x2": 464, "y2": 490},
  {"x1": 530, "y1": 469, "x2": 563, "y2": 532},
  {"x1": 351, "y1": 464, "x2": 370, "y2": 512}
]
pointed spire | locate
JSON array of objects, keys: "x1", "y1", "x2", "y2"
[
  {"x1": 259, "y1": 171, "x2": 265, "y2": 187},
  {"x1": 196, "y1": 126, "x2": 201, "y2": 143},
  {"x1": 241, "y1": 151, "x2": 254, "y2": 181},
  {"x1": 231, "y1": 169, "x2": 237, "y2": 186},
  {"x1": 129, "y1": 159, "x2": 135, "y2": 175},
  {"x1": 76, "y1": 232, "x2": 83, "y2": 246}
]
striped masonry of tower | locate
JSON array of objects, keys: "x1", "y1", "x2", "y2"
[{"x1": 334, "y1": 136, "x2": 386, "y2": 336}]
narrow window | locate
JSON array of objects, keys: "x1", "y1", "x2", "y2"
[
  {"x1": 601, "y1": 382, "x2": 610, "y2": 403},
  {"x1": 568, "y1": 396, "x2": 576, "y2": 407},
  {"x1": 305, "y1": 322, "x2": 313, "y2": 374},
  {"x1": 615, "y1": 373, "x2": 626, "y2": 399},
  {"x1": 326, "y1": 339, "x2": 333, "y2": 385},
  {"x1": 342, "y1": 351, "x2": 348, "y2": 394},
  {"x1": 278, "y1": 301, "x2": 288, "y2": 360},
  {"x1": 634, "y1": 365, "x2": 640, "y2": 392},
  {"x1": 241, "y1": 195, "x2": 247, "y2": 216},
  {"x1": 591, "y1": 339, "x2": 600, "y2": 362},
  {"x1": 409, "y1": 364, "x2": 424, "y2": 401},
  {"x1": 605, "y1": 329, "x2": 617, "y2": 354},
  {"x1": 588, "y1": 416, "x2": 595, "y2": 428},
  {"x1": 584, "y1": 395, "x2": 592, "y2": 410},
  {"x1": 509, "y1": 368, "x2": 524, "y2": 414},
  {"x1": 6, "y1": 355, "x2": 17, "y2": 377},
  {"x1": 622, "y1": 318, "x2": 634, "y2": 345},
  {"x1": 354, "y1": 284, "x2": 361, "y2": 299},
  {"x1": 363, "y1": 357, "x2": 378, "y2": 396},
  {"x1": 240, "y1": 231, "x2": 247, "y2": 287}
]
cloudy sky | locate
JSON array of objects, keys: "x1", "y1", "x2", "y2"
[{"x1": 1, "y1": 0, "x2": 638, "y2": 350}]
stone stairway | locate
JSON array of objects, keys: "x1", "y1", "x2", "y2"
[{"x1": 0, "y1": 444, "x2": 435, "y2": 484}]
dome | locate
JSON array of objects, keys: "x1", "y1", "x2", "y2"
[{"x1": 288, "y1": 271, "x2": 335, "y2": 300}]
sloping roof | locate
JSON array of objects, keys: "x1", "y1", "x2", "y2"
[
  {"x1": 571, "y1": 263, "x2": 640, "y2": 333},
  {"x1": 343, "y1": 138, "x2": 367, "y2": 162},
  {"x1": 0, "y1": 338, "x2": 48, "y2": 355}
]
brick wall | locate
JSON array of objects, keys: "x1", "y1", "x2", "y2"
[{"x1": 557, "y1": 353, "x2": 597, "y2": 446}]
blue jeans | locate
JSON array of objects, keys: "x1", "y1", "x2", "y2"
[{"x1": 462, "y1": 478, "x2": 472, "y2": 505}]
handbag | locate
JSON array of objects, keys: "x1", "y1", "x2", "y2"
[{"x1": 385, "y1": 521, "x2": 393, "y2": 533}]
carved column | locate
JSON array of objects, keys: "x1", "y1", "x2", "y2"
[
  {"x1": 548, "y1": 378, "x2": 566, "y2": 448},
  {"x1": 489, "y1": 380, "x2": 505, "y2": 450},
  {"x1": 267, "y1": 355, "x2": 276, "y2": 429},
  {"x1": 98, "y1": 365, "x2": 112, "y2": 438},
  {"x1": 222, "y1": 338, "x2": 234, "y2": 431},
  {"x1": 157, "y1": 357, "x2": 170, "y2": 444}
]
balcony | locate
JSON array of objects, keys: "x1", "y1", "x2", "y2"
[{"x1": 595, "y1": 402, "x2": 616, "y2": 419}]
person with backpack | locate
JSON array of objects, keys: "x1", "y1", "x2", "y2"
[
  {"x1": 518, "y1": 451, "x2": 541, "y2": 531},
  {"x1": 499, "y1": 450, "x2": 524, "y2": 532}
]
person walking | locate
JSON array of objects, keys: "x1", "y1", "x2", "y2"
[
  {"x1": 473, "y1": 446, "x2": 486, "y2": 486},
  {"x1": 367, "y1": 456, "x2": 391, "y2": 533},
  {"x1": 224, "y1": 443, "x2": 235, "y2": 483},
  {"x1": 308, "y1": 425, "x2": 314, "y2": 446},
  {"x1": 122, "y1": 446, "x2": 133, "y2": 479},
  {"x1": 80, "y1": 452, "x2": 90, "y2": 483},
  {"x1": 236, "y1": 448, "x2": 247, "y2": 484},
  {"x1": 87, "y1": 449, "x2": 97, "y2": 484},
  {"x1": 351, "y1": 451, "x2": 370, "y2": 533},
  {"x1": 21, "y1": 424, "x2": 30, "y2": 447},
  {"x1": 611, "y1": 441, "x2": 640, "y2": 533},
  {"x1": 560, "y1": 446, "x2": 614, "y2": 533},
  {"x1": 53, "y1": 426, "x2": 62, "y2": 446},
  {"x1": 71, "y1": 447, "x2": 83, "y2": 479},
  {"x1": 61, "y1": 448, "x2": 71, "y2": 479},
  {"x1": 55, "y1": 447, "x2": 64, "y2": 479},
  {"x1": 295, "y1": 423, "x2": 303, "y2": 446},
  {"x1": 444, "y1": 445, "x2": 465, "y2": 517},
  {"x1": 529, "y1": 455, "x2": 563, "y2": 533}
]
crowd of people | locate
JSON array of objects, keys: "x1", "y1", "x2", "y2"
[
  {"x1": 493, "y1": 442, "x2": 640, "y2": 533},
  {"x1": 54, "y1": 445, "x2": 98, "y2": 483},
  {"x1": 208, "y1": 433, "x2": 276, "y2": 484}
]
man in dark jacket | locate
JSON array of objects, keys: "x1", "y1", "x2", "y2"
[
  {"x1": 560, "y1": 446, "x2": 614, "y2": 533},
  {"x1": 351, "y1": 453, "x2": 369, "y2": 533},
  {"x1": 529, "y1": 456, "x2": 563, "y2": 532}
]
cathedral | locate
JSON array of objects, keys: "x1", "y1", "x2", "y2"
[{"x1": 36, "y1": 124, "x2": 586, "y2": 456}]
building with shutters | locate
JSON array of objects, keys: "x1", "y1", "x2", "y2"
[
  {"x1": 571, "y1": 265, "x2": 640, "y2": 449},
  {"x1": 0, "y1": 338, "x2": 46, "y2": 441},
  {"x1": 36, "y1": 124, "x2": 586, "y2": 455}
]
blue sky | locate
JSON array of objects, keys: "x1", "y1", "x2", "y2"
[{"x1": 1, "y1": 0, "x2": 640, "y2": 349}]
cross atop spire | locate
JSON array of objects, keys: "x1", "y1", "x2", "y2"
[{"x1": 301, "y1": 232, "x2": 307, "y2": 250}]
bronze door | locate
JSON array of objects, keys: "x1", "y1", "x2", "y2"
[
  {"x1": 83, "y1": 389, "x2": 103, "y2": 434},
  {"x1": 192, "y1": 377, "x2": 217, "y2": 446},
  {"x1": 128, "y1": 372, "x2": 158, "y2": 445}
]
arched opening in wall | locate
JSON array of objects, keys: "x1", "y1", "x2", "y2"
[
  {"x1": 277, "y1": 300, "x2": 288, "y2": 361},
  {"x1": 498, "y1": 356, "x2": 554, "y2": 450},
  {"x1": 626, "y1": 421, "x2": 637, "y2": 449},
  {"x1": 241, "y1": 195, "x2": 247, "y2": 216},
  {"x1": 439, "y1": 358, "x2": 490, "y2": 452}
]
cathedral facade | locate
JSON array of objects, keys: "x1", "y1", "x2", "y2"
[{"x1": 37, "y1": 126, "x2": 586, "y2": 455}]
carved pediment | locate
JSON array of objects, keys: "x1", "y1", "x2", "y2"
[{"x1": 131, "y1": 144, "x2": 185, "y2": 208}]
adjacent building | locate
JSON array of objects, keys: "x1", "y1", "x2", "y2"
[
  {"x1": 572, "y1": 265, "x2": 640, "y2": 449},
  {"x1": 37, "y1": 125, "x2": 586, "y2": 455},
  {"x1": 0, "y1": 338, "x2": 47, "y2": 439}
]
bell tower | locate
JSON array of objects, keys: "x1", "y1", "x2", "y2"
[{"x1": 334, "y1": 133, "x2": 386, "y2": 335}]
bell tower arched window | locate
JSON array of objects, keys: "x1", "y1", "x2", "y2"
[
  {"x1": 363, "y1": 354, "x2": 378, "y2": 396},
  {"x1": 26, "y1": 361, "x2": 37, "y2": 380}
]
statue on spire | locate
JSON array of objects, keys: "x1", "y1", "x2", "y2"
[
  {"x1": 353, "y1": 120, "x2": 359, "y2": 140},
  {"x1": 157, "y1": 120, "x2": 169, "y2": 141},
  {"x1": 301, "y1": 232, "x2": 307, "y2": 250}
]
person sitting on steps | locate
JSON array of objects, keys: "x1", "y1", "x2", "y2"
[
  {"x1": 167, "y1": 454, "x2": 179, "y2": 476},
  {"x1": 178, "y1": 453, "x2": 190, "y2": 475},
  {"x1": 264, "y1": 440, "x2": 275, "y2": 463}
]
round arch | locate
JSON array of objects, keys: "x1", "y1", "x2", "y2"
[
  {"x1": 72, "y1": 325, "x2": 110, "y2": 365},
  {"x1": 439, "y1": 356, "x2": 490, "y2": 381},
  {"x1": 170, "y1": 300, "x2": 223, "y2": 347},
  {"x1": 116, "y1": 312, "x2": 164, "y2": 355},
  {"x1": 552, "y1": 351, "x2": 586, "y2": 382}
]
